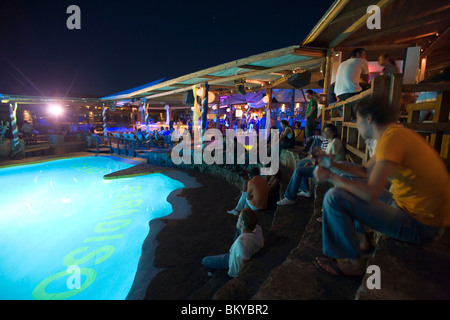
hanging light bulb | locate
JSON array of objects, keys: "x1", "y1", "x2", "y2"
[
  {"x1": 196, "y1": 87, "x2": 204, "y2": 97},
  {"x1": 262, "y1": 95, "x2": 269, "y2": 104},
  {"x1": 208, "y1": 91, "x2": 215, "y2": 103}
]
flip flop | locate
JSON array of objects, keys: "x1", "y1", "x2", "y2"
[{"x1": 313, "y1": 257, "x2": 364, "y2": 278}]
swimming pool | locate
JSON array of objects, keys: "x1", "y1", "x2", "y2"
[{"x1": 0, "y1": 156, "x2": 185, "y2": 300}]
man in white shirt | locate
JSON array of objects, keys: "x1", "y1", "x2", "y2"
[
  {"x1": 201, "y1": 208, "x2": 264, "y2": 277},
  {"x1": 335, "y1": 48, "x2": 369, "y2": 102}
]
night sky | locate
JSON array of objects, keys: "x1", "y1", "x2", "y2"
[{"x1": 0, "y1": 0, "x2": 334, "y2": 98}]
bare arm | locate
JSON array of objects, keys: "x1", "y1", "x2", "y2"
[{"x1": 315, "y1": 160, "x2": 395, "y2": 203}]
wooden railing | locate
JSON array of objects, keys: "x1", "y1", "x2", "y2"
[
  {"x1": 402, "y1": 82, "x2": 450, "y2": 165},
  {"x1": 90, "y1": 135, "x2": 145, "y2": 157},
  {"x1": 323, "y1": 75, "x2": 450, "y2": 167}
]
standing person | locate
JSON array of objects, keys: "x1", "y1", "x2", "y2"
[
  {"x1": 227, "y1": 167, "x2": 269, "y2": 215},
  {"x1": 313, "y1": 97, "x2": 449, "y2": 276},
  {"x1": 334, "y1": 48, "x2": 369, "y2": 102},
  {"x1": 201, "y1": 208, "x2": 264, "y2": 277},
  {"x1": 305, "y1": 89, "x2": 318, "y2": 138}
]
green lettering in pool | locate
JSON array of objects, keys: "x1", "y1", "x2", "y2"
[
  {"x1": 83, "y1": 234, "x2": 124, "y2": 242},
  {"x1": 63, "y1": 246, "x2": 115, "y2": 266},
  {"x1": 111, "y1": 200, "x2": 142, "y2": 209},
  {"x1": 32, "y1": 268, "x2": 96, "y2": 300}
]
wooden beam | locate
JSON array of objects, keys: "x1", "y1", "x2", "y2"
[
  {"x1": 294, "y1": 47, "x2": 327, "y2": 57},
  {"x1": 420, "y1": 27, "x2": 450, "y2": 59},
  {"x1": 302, "y1": 0, "x2": 351, "y2": 45},
  {"x1": 329, "y1": 0, "x2": 395, "y2": 48},
  {"x1": 340, "y1": 10, "x2": 449, "y2": 46},
  {"x1": 144, "y1": 58, "x2": 323, "y2": 100},
  {"x1": 402, "y1": 82, "x2": 450, "y2": 92}
]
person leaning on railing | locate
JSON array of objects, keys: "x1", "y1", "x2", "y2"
[{"x1": 313, "y1": 97, "x2": 449, "y2": 277}]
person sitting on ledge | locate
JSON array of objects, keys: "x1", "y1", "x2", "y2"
[
  {"x1": 227, "y1": 166, "x2": 268, "y2": 216},
  {"x1": 334, "y1": 48, "x2": 369, "y2": 103},
  {"x1": 202, "y1": 208, "x2": 264, "y2": 277},
  {"x1": 277, "y1": 123, "x2": 345, "y2": 205},
  {"x1": 279, "y1": 120, "x2": 296, "y2": 151},
  {"x1": 313, "y1": 97, "x2": 450, "y2": 277}
]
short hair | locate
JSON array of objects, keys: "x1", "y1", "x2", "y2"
[
  {"x1": 249, "y1": 166, "x2": 260, "y2": 177},
  {"x1": 354, "y1": 97, "x2": 397, "y2": 125},
  {"x1": 280, "y1": 120, "x2": 289, "y2": 126},
  {"x1": 380, "y1": 53, "x2": 396, "y2": 65},
  {"x1": 240, "y1": 208, "x2": 258, "y2": 231},
  {"x1": 305, "y1": 89, "x2": 315, "y2": 95},
  {"x1": 323, "y1": 123, "x2": 338, "y2": 137},
  {"x1": 351, "y1": 48, "x2": 365, "y2": 58}
]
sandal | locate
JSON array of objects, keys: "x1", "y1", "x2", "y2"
[{"x1": 313, "y1": 257, "x2": 365, "y2": 277}]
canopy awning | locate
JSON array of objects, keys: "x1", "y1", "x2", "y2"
[{"x1": 99, "y1": 45, "x2": 327, "y2": 104}]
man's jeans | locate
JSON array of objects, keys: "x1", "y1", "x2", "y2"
[
  {"x1": 202, "y1": 230, "x2": 241, "y2": 272},
  {"x1": 322, "y1": 187, "x2": 443, "y2": 259},
  {"x1": 236, "y1": 192, "x2": 260, "y2": 211},
  {"x1": 284, "y1": 161, "x2": 315, "y2": 200}
]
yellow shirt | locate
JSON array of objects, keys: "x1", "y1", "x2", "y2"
[
  {"x1": 294, "y1": 128, "x2": 304, "y2": 142},
  {"x1": 375, "y1": 124, "x2": 450, "y2": 227}
]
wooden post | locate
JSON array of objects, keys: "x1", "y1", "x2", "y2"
[
  {"x1": 290, "y1": 89, "x2": 295, "y2": 124},
  {"x1": 322, "y1": 49, "x2": 333, "y2": 125},
  {"x1": 201, "y1": 82, "x2": 209, "y2": 151},
  {"x1": 102, "y1": 104, "x2": 108, "y2": 136},
  {"x1": 9, "y1": 102, "x2": 20, "y2": 158},
  {"x1": 266, "y1": 87, "x2": 273, "y2": 132}
]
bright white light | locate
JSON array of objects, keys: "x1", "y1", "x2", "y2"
[{"x1": 49, "y1": 104, "x2": 63, "y2": 116}]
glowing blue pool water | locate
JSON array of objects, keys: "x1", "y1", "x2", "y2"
[{"x1": 0, "y1": 156, "x2": 185, "y2": 300}]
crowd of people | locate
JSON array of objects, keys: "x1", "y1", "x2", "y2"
[{"x1": 198, "y1": 48, "x2": 450, "y2": 281}]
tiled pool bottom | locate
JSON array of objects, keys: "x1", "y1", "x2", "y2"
[{"x1": 0, "y1": 155, "x2": 185, "y2": 300}]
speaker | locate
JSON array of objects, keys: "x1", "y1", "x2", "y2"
[
  {"x1": 182, "y1": 90, "x2": 195, "y2": 106},
  {"x1": 286, "y1": 71, "x2": 311, "y2": 89}
]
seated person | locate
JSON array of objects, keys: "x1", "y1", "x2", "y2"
[
  {"x1": 266, "y1": 167, "x2": 281, "y2": 208},
  {"x1": 313, "y1": 97, "x2": 449, "y2": 277},
  {"x1": 378, "y1": 53, "x2": 399, "y2": 76},
  {"x1": 303, "y1": 130, "x2": 328, "y2": 154},
  {"x1": 227, "y1": 167, "x2": 269, "y2": 215},
  {"x1": 277, "y1": 123, "x2": 345, "y2": 205},
  {"x1": 136, "y1": 128, "x2": 145, "y2": 141},
  {"x1": 202, "y1": 208, "x2": 264, "y2": 277},
  {"x1": 293, "y1": 122, "x2": 304, "y2": 146},
  {"x1": 279, "y1": 120, "x2": 295, "y2": 150},
  {"x1": 158, "y1": 126, "x2": 165, "y2": 136},
  {"x1": 21, "y1": 121, "x2": 33, "y2": 138}
]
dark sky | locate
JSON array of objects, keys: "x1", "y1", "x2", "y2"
[{"x1": 0, "y1": 0, "x2": 334, "y2": 98}]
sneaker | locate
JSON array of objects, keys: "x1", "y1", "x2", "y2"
[
  {"x1": 227, "y1": 209, "x2": 240, "y2": 216},
  {"x1": 277, "y1": 198, "x2": 295, "y2": 206},
  {"x1": 297, "y1": 190, "x2": 312, "y2": 198}
]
